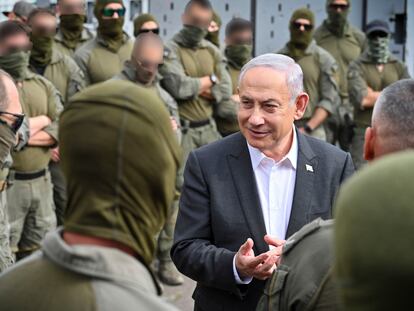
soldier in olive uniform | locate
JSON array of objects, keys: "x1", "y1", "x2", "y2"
[
  {"x1": 278, "y1": 8, "x2": 339, "y2": 141},
  {"x1": 74, "y1": 0, "x2": 133, "y2": 86},
  {"x1": 0, "y1": 70, "x2": 28, "y2": 272},
  {"x1": 215, "y1": 18, "x2": 253, "y2": 137},
  {"x1": 0, "y1": 79, "x2": 181, "y2": 311},
  {"x1": 113, "y1": 33, "x2": 184, "y2": 286},
  {"x1": 54, "y1": 0, "x2": 94, "y2": 58},
  {"x1": 160, "y1": 0, "x2": 232, "y2": 161},
  {"x1": 314, "y1": 0, "x2": 366, "y2": 149},
  {"x1": 205, "y1": 10, "x2": 222, "y2": 48},
  {"x1": 2, "y1": 0, "x2": 35, "y2": 24},
  {"x1": 0, "y1": 21, "x2": 63, "y2": 260},
  {"x1": 133, "y1": 13, "x2": 159, "y2": 37},
  {"x1": 28, "y1": 8, "x2": 85, "y2": 226},
  {"x1": 348, "y1": 20, "x2": 410, "y2": 169}
]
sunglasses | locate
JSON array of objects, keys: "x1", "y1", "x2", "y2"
[
  {"x1": 329, "y1": 4, "x2": 350, "y2": 10},
  {"x1": 0, "y1": 111, "x2": 25, "y2": 134},
  {"x1": 368, "y1": 31, "x2": 389, "y2": 39},
  {"x1": 102, "y1": 7, "x2": 126, "y2": 17},
  {"x1": 138, "y1": 28, "x2": 160, "y2": 35},
  {"x1": 135, "y1": 59, "x2": 164, "y2": 71},
  {"x1": 292, "y1": 22, "x2": 313, "y2": 31}
]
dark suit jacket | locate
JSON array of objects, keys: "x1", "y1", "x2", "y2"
[{"x1": 172, "y1": 131, "x2": 354, "y2": 311}]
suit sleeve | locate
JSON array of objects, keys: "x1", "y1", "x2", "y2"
[
  {"x1": 171, "y1": 151, "x2": 241, "y2": 295},
  {"x1": 340, "y1": 152, "x2": 355, "y2": 183}
]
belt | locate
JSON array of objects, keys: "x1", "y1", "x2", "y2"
[
  {"x1": 14, "y1": 169, "x2": 47, "y2": 181},
  {"x1": 180, "y1": 118, "x2": 211, "y2": 129}
]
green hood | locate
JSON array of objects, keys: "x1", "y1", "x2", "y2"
[
  {"x1": 60, "y1": 80, "x2": 182, "y2": 266},
  {"x1": 133, "y1": 13, "x2": 158, "y2": 37},
  {"x1": 334, "y1": 151, "x2": 414, "y2": 311}
]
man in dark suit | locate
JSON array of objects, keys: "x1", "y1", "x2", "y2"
[{"x1": 172, "y1": 53, "x2": 354, "y2": 311}]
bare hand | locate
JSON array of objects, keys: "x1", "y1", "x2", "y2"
[
  {"x1": 235, "y1": 238, "x2": 270, "y2": 280},
  {"x1": 200, "y1": 89, "x2": 214, "y2": 100},
  {"x1": 170, "y1": 117, "x2": 179, "y2": 132},
  {"x1": 51, "y1": 147, "x2": 60, "y2": 162}
]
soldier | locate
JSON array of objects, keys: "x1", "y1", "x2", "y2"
[
  {"x1": 0, "y1": 21, "x2": 63, "y2": 260},
  {"x1": 113, "y1": 33, "x2": 184, "y2": 285},
  {"x1": 314, "y1": 0, "x2": 366, "y2": 149},
  {"x1": 160, "y1": 0, "x2": 232, "y2": 161},
  {"x1": 0, "y1": 79, "x2": 181, "y2": 311},
  {"x1": 215, "y1": 17, "x2": 253, "y2": 137},
  {"x1": 205, "y1": 11, "x2": 222, "y2": 48},
  {"x1": 133, "y1": 13, "x2": 159, "y2": 37},
  {"x1": 2, "y1": 1, "x2": 35, "y2": 24},
  {"x1": 348, "y1": 20, "x2": 410, "y2": 169},
  {"x1": 54, "y1": 0, "x2": 94, "y2": 58},
  {"x1": 278, "y1": 8, "x2": 339, "y2": 141},
  {"x1": 74, "y1": 0, "x2": 133, "y2": 86},
  {"x1": 28, "y1": 8, "x2": 85, "y2": 226},
  {"x1": 0, "y1": 70, "x2": 27, "y2": 272}
]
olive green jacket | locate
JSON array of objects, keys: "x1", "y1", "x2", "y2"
[
  {"x1": 314, "y1": 21, "x2": 366, "y2": 100},
  {"x1": 31, "y1": 49, "x2": 85, "y2": 104},
  {"x1": 278, "y1": 40, "x2": 340, "y2": 120},
  {"x1": 0, "y1": 228, "x2": 179, "y2": 311},
  {"x1": 256, "y1": 219, "x2": 338, "y2": 311},
  {"x1": 12, "y1": 69, "x2": 63, "y2": 172},
  {"x1": 74, "y1": 33, "x2": 133, "y2": 86},
  {"x1": 160, "y1": 32, "x2": 232, "y2": 122},
  {"x1": 348, "y1": 51, "x2": 411, "y2": 127},
  {"x1": 54, "y1": 27, "x2": 95, "y2": 58},
  {"x1": 113, "y1": 62, "x2": 182, "y2": 142}
]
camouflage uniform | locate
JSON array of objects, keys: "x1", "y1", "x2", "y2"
[{"x1": 54, "y1": 27, "x2": 94, "y2": 58}]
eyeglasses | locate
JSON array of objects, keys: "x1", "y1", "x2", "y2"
[
  {"x1": 368, "y1": 31, "x2": 389, "y2": 39},
  {"x1": 135, "y1": 59, "x2": 164, "y2": 71},
  {"x1": 102, "y1": 7, "x2": 126, "y2": 18},
  {"x1": 138, "y1": 28, "x2": 160, "y2": 35},
  {"x1": 0, "y1": 111, "x2": 25, "y2": 133},
  {"x1": 292, "y1": 22, "x2": 313, "y2": 31},
  {"x1": 329, "y1": 4, "x2": 350, "y2": 11}
]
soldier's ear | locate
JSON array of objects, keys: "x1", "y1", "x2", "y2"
[{"x1": 364, "y1": 127, "x2": 375, "y2": 161}]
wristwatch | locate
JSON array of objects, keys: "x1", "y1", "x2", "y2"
[
  {"x1": 209, "y1": 74, "x2": 218, "y2": 85},
  {"x1": 304, "y1": 124, "x2": 313, "y2": 134}
]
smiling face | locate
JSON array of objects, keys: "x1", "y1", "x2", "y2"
[{"x1": 238, "y1": 66, "x2": 308, "y2": 157}]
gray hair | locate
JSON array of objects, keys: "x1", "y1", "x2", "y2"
[
  {"x1": 0, "y1": 69, "x2": 14, "y2": 111},
  {"x1": 373, "y1": 79, "x2": 414, "y2": 153},
  {"x1": 238, "y1": 53, "x2": 304, "y2": 103}
]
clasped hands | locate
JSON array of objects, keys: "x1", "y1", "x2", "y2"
[{"x1": 235, "y1": 235, "x2": 285, "y2": 281}]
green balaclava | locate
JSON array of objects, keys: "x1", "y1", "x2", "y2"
[
  {"x1": 287, "y1": 8, "x2": 315, "y2": 61},
  {"x1": 326, "y1": 0, "x2": 350, "y2": 37},
  {"x1": 59, "y1": 14, "x2": 86, "y2": 49},
  {"x1": 205, "y1": 10, "x2": 222, "y2": 48},
  {"x1": 225, "y1": 44, "x2": 252, "y2": 69},
  {"x1": 367, "y1": 35, "x2": 390, "y2": 64},
  {"x1": 334, "y1": 151, "x2": 414, "y2": 311},
  {"x1": 0, "y1": 51, "x2": 30, "y2": 81},
  {"x1": 0, "y1": 121, "x2": 16, "y2": 167},
  {"x1": 94, "y1": 0, "x2": 125, "y2": 52},
  {"x1": 60, "y1": 80, "x2": 181, "y2": 267},
  {"x1": 133, "y1": 13, "x2": 158, "y2": 37},
  {"x1": 30, "y1": 32, "x2": 53, "y2": 67}
]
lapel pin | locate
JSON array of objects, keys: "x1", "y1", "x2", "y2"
[{"x1": 305, "y1": 164, "x2": 314, "y2": 172}]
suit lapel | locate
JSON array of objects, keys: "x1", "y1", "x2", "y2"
[
  {"x1": 286, "y1": 131, "x2": 318, "y2": 238},
  {"x1": 227, "y1": 134, "x2": 268, "y2": 254}
]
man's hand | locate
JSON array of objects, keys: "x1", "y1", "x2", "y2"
[
  {"x1": 199, "y1": 76, "x2": 213, "y2": 94},
  {"x1": 170, "y1": 117, "x2": 179, "y2": 132},
  {"x1": 200, "y1": 88, "x2": 214, "y2": 100},
  {"x1": 361, "y1": 87, "x2": 381, "y2": 109},
  {"x1": 235, "y1": 238, "x2": 270, "y2": 281},
  {"x1": 51, "y1": 147, "x2": 60, "y2": 162}
]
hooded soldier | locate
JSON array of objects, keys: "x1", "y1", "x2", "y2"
[
  {"x1": 74, "y1": 0, "x2": 133, "y2": 86},
  {"x1": 347, "y1": 20, "x2": 410, "y2": 169},
  {"x1": 0, "y1": 79, "x2": 181, "y2": 310},
  {"x1": 133, "y1": 13, "x2": 159, "y2": 37},
  {"x1": 278, "y1": 8, "x2": 339, "y2": 141},
  {"x1": 205, "y1": 10, "x2": 222, "y2": 48},
  {"x1": 54, "y1": 0, "x2": 94, "y2": 57}
]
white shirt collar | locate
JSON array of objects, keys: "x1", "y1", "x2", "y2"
[{"x1": 247, "y1": 126, "x2": 298, "y2": 170}]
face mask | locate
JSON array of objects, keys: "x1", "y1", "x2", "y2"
[
  {"x1": 30, "y1": 34, "x2": 53, "y2": 66},
  {"x1": 135, "y1": 62, "x2": 157, "y2": 86},
  {"x1": 0, "y1": 51, "x2": 30, "y2": 81},
  {"x1": 326, "y1": 9, "x2": 349, "y2": 36},
  {"x1": 0, "y1": 120, "x2": 16, "y2": 166},
  {"x1": 98, "y1": 17, "x2": 124, "y2": 38},
  {"x1": 368, "y1": 36, "x2": 390, "y2": 64},
  {"x1": 225, "y1": 44, "x2": 252, "y2": 68},
  {"x1": 180, "y1": 25, "x2": 208, "y2": 47},
  {"x1": 289, "y1": 26, "x2": 313, "y2": 48},
  {"x1": 59, "y1": 14, "x2": 85, "y2": 47},
  {"x1": 205, "y1": 31, "x2": 220, "y2": 47}
]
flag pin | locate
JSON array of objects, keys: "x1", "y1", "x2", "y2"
[{"x1": 306, "y1": 164, "x2": 314, "y2": 172}]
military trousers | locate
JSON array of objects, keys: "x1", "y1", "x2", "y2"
[
  {"x1": 157, "y1": 198, "x2": 179, "y2": 263},
  {"x1": 49, "y1": 161, "x2": 67, "y2": 226},
  {"x1": 6, "y1": 170, "x2": 56, "y2": 254},
  {"x1": 0, "y1": 190, "x2": 14, "y2": 272},
  {"x1": 350, "y1": 127, "x2": 368, "y2": 170}
]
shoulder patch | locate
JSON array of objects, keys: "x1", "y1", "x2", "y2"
[{"x1": 163, "y1": 47, "x2": 171, "y2": 59}]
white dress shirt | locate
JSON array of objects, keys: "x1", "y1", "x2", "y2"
[{"x1": 233, "y1": 128, "x2": 298, "y2": 284}]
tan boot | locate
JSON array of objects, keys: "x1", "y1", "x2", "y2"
[{"x1": 158, "y1": 261, "x2": 184, "y2": 286}]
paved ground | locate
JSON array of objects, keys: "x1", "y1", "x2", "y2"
[{"x1": 163, "y1": 276, "x2": 196, "y2": 311}]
